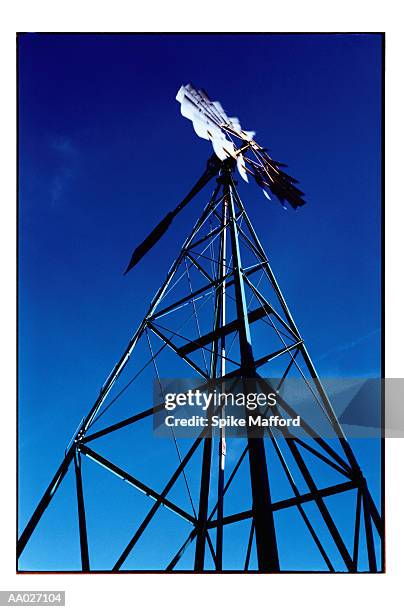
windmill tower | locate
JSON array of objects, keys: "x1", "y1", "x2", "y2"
[{"x1": 18, "y1": 84, "x2": 382, "y2": 572}]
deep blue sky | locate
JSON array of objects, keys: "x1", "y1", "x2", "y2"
[{"x1": 18, "y1": 33, "x2": 382, "y2": 570}]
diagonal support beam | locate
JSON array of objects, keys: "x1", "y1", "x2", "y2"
[
  {"x1": 147, "y1": 321, "x2": 208, "y2": 378},
  {"x1": 186, "y1": 252, "x2": 214, "y2": 283},
  {"x1": 79, "y1": 445, "x2": 196, "y2": 525},
  {"x1": 113, "y1": 428, "x2": 207, "y2": 570},
  {"x1": 18, "y1": 447, "x2": 74, "y2": 558}
]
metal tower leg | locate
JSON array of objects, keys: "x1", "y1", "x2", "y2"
[
  {"x1": 195, "y1": 193, "x2": 228, "y2": 570},
  {"x1": 215, "y1": 197, "x2": 228, "y2": 571},
  {"x1": 194, "y1": 435, "x2": 213, "y2": 570},
  {"x1": 74, "y1": 449, "x2": 90, "y2": 571},
  {"x1": 226, "y1": 171, "x2": 280, "y2": 572}
]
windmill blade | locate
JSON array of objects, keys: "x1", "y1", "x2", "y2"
[
  {"x1": 241, "y1": 130, "x2": 255, "y2": 141},
  {"x1": 124, "y1": 155, "x2": 221, "y2": 274},
  {"x1": 228, "y1": 116, "x2": 241, "y2": 132},
  {"x1": 192, "y1": 117, "x2": 211, "y2": 140},
  {"x1": 211, "y1": 135, "x2": 236, "y2": 161},
  {"x1": 198, "y1": 88, "x2": 228, "y2": 124},
  {"x1": 178, "y1": 85, "x2": 222, "y2": 127},
  {"x1": 176, "y1": 83, "x2": 306, "y2": 210},
  {"x1": 264, "y1": 158, "x2": 288, "y2": 168},
  {"x1": 246, "y1": 147, "x2": 306, "y2": 209},
  {"x1": 237, "y1": 154, "x2": 249, "y2": 183},
  {"x1": 212, "y1": 100, "x2": 228, "y2": 122},
  {"x1": 176, "y1": 84, "x2": 254, "y2": 164}
]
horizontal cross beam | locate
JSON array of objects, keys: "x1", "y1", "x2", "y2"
[
  {"x1": 208, "y1": 480, "x2": 358, "y2": 528},
  {"x1": 177, "y1": 306, "x2": 269, "y2": 356},
  {"x1": 150, "y1": 263, "x2": 265, "y2": 322}
]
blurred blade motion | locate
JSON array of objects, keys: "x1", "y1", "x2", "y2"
[
  {"x1": 176, "y1": 83, "x2": 305, "y2": 210},
  {"x1": 125, "y1": 84, "x2": 306, "y2": 276}
]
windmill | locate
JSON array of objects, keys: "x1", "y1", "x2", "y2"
[{"x1": 18, "y1": 84, "x2": 382, "y2": 572}]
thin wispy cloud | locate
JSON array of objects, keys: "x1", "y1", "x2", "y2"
[
  {"x1": 50, "y1": 136, "x2": 77, "y2": 156},
  {"x1": 50, "y1": 166, "x2": 74, "y2": 206},
  {"x1": 318, "y1": 328, "x2": 381, "y2": 362},
  {"x1": 49, "y1": 136, "x2": 78, "y2": 206}
]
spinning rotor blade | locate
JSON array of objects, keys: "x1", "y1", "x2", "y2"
[
  {"x1": 124, "y1": 155, "x2": 221, "y2": 274},
  {"x1": 176, "y1": 84, "x2": 255, "y2": 162},
  {"x1": 176, "y1": 83, "x2": 306, "y2": 210},
  {"x1": 247, "y1": 149, "x2": 305, "y2": 209}
]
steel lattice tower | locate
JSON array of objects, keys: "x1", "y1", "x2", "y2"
[{"x1": 18, "y1": 84, "x2": 383, "y2": 572}]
